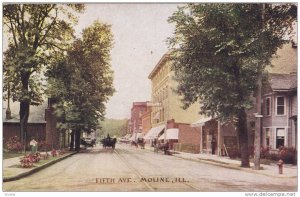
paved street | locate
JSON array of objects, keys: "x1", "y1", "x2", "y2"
[{"x1": 3, "y1": 144, "x2": 297, "y2": 192}]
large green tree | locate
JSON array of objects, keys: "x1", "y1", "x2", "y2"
[
  {"x1": 168, "y1": 3, "x2": 296, "y2": 167},
  {"x1": 46, "y1": 21, "x2": 115, "y2": 151},
  {"x1": 3, "y1": 4, "x2": 85, "y2": 146}
]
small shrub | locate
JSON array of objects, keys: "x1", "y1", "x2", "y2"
[
  {"x1": 31, "y1": 152, "x2": 41, "y2": 163},
  {"x1": 5, "y1": 136, "x2": 22, "y2": 152},
  {"x1": 279, "y1": 146, "x2": 297, "y2": 164},
  {"x1": 20, "y1": 156, "x2": 33, "y2": 168},
  {"x1": 228, "y1": 147, "x2": 241, "y2": 159},
  {"x1": 51, "y1": 149, "x2": 57, "y2": 157},
  {"x1": 268, "y1": 153, "x2": 280, "y2": 161},
  {"x1": 260, "y1": 147, "x2": 270, "y2": 159},
  {"x1": 58, "y1": 150, "x2": 66, "y2": 155},
  {"x1": 20, "y1": 152, "x2": 42, "y2": 168},
  {"x1": 38, "y1": 141, "x2": 51, "y2": 151}
]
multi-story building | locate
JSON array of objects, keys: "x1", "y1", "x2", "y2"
[
  {"x1": 262, "y1": 42, "x2": 297, "y2": 151},
  {"x1": 145, "y1": 53, "x2": 202, "y2": 153},
  {"x1": 262, "y1": 73, "x2": 297, "y2": 150},
  {"x1": 141, "y1": 106, "x2": 151, "y2": 136},
  {"x1": 130, "y1": 102, "x2": 149, "y2": 141},
  {"x1": 130, "y1": 102, "x2": 148, "y2": 133}
]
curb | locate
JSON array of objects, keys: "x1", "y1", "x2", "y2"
[
  {"x1": 172, "y1": 154, "x2": 297, "y2": 179},
  {"x1": 3, "y1": 152, "x2": 77, "y2": 182}
]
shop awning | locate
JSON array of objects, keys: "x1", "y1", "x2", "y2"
[
  {"x1": 191, "y1": 117, "x2": 212, "y2": 127},
  {"x1": 144, "y1": 125, "x2": 165, "y2": 139},
  {"x1": 158, "y1": 128, "x2": 179, "y2": 140}
]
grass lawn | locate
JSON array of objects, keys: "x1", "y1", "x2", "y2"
[
  {"x1": 35, "y1": 156, "x2": 63, "y2": 167},
  {"x1": 3, "y1": 152, "x2": 24, "y2": 159}
]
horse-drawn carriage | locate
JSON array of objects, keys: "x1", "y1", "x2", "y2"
[
  {"x1": 101, "y1": 135, "x2": 117, "y2": 149},
  {"x1": 154, "y1": 142, "x2": 171, "y2": 155}
]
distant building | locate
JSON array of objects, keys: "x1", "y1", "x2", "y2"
[
  {"x1": 129, "y1": 102, "x2": 149, "y2": 141},
  {"x1": 141, "y1": 106, "x2": 151, "y2": 136}
]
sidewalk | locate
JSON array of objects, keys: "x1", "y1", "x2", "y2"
[
  {"x1": 3, "y1": 151, "x2": 76, "y2": 182},
  {"x1": 143, "y1": 145, "x2": 297, "y2": 178}
]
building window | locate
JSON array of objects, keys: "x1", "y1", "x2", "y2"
[
  {"x1": 265, "y1": 97, "x2": 271, "y2": 116},
  {"x1": 276, "y1": 96, "x2": 285, "y2": 115},
  {"x1": 276, "y1": 128, "x2": 285, "y2": 149},
  {"x1": 265, "y1": 128, "x2": 270, "y2": 147}
]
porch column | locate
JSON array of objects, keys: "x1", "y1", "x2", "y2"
[
  {"x1": 217, "y1": 121, "x2": 222, "y2": 156},
  {"x1": 200, "y1": 125, "x2": 203, "y2": 153}
]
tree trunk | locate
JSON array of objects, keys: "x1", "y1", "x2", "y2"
[
  {"x1": 75, "y1": 128, "x2": 81, "y2": 152},
  {"x1": 20, "y1": 71, "x2": 30, "y2": 152},
  {"x1": 237, "y1": 108, "x2": 250, "y2": 168},
  {"x1": 20, "y1": 101, "x2": 30, "y2": 147},
  {"x1": 70, "y1": 130, "x2": 74, "y2": 151}
]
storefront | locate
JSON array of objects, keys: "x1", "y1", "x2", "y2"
[
  {"x1": 144, "y1": 124, "x2": 165, "y2": 146},
  {"x1": 192, "y1": 117, "x2": 238, "y2": 156}
]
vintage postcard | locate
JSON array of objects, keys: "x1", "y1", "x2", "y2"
[{"x1": 2, "y1": 2, "x2": 298, "y2": 195}]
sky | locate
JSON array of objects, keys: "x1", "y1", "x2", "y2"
[{"x1": 74, "y1": 4, "x2": 182, "y2": 119}]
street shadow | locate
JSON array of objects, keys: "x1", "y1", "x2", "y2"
[{"x1": 78, "y1": 148, "x2": 115, "y2": 154}]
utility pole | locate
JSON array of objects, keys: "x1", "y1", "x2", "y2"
[{"x1": 254, "y1": 3, "x2": 265, "y2": 170}]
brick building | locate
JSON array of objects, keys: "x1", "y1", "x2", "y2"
[
  {"x1": 45, "y1": 98, "x2": 70, "y2": 149},
  {"x1": 141, "y1": 106, "x2": 152, "y2": 136},
  {"x1": 130, "y1": 102, "x2": 149, "y2": 141}
]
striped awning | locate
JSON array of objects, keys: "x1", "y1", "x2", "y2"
[
  {"x1": 158, "y1": 128, "x2": 179, "y2": 140},
  {"x1": 144, "y1": 125, "x2": 165, "y2": 139}
]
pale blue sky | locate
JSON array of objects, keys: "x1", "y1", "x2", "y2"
[{"x1": 75, "y1": 4, "x2": 182, "y2": 119}]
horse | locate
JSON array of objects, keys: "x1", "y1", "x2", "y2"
[
  {"x1": 154, "y1": 142, "x2": 171, "y2": 155},
  {"x1": 101, "y1": 137, "x2": 117, "y2": 149},
  {"x1": 137, "y1": 138, "x2": 146, "y2": 149},
  {"x1": 131, "y1": 141, "x2": 138, "y2": 148}
]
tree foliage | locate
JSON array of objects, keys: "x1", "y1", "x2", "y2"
[
  {"x1": 3, "y1": 4, "x2": 85, "y2": 104},
  {"x1": 168, "y1": 3, "x2": 296, "y2": 167},
  {"x1": 3, "y1": 4, "x2": 85, "y2": 144},
  {"x1": 99, "y1": 119, "x2": 129, "y2": 138},
  {"x1": 46, "y1": 21, "x2": 115, "y2": 150}
]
